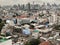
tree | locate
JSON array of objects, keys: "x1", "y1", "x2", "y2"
[
  {"x1": 25, "y1": 39, "x2": 40, "y2": 45},
  {"x1": 53, "y1": 25, "x2": 60, "y2": 30},
  {"x1": 0, "y1": 19, "x2": 2, "y2": 23},
  {"x1": 0, "y1": 21, "x2": 5, "y2": 32},
  {"x1": 39, "y1": 14, "x2": 44, "y2": 18}
]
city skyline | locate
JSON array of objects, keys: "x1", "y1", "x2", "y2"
[{"x1": 0, "y1": 0, "x2": 60, "y2": 6}]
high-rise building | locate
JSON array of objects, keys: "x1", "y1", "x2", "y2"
[
  {"x1": 47, "y1": 3, "x2": 51, "y2": 7},
  {"x1": 18, "y1": 4, "x2": 20, "y2": 10},
  {"x1": 27, "y1": 2, "x2": 31, "y2": 11},
  {"x1": 20, "y1": 4, "x2": 25, "y2": 10}
]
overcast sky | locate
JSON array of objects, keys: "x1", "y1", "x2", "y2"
[{"x1": 0, "y1": 0, "x2": 60, "y2": 6}]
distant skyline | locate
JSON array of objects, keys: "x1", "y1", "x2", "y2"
[{"x1": 0, "y1": 0, "x2": 60, "y2": 6}]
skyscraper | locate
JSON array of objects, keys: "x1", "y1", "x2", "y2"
[{"x1": 27, "y1": 2, "x2": 31, "y2": 11}]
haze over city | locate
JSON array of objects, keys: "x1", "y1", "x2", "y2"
[
  {"x1": 0, "y1": 0, "x2": 60, "y2": 45},
  {"x1": 0, "y1": 0, "x2": 60, "y2": 6}
]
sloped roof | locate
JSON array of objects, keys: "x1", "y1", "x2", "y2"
[{"x1": 39, "y1": 41, "x2": 52, "y2": 45}]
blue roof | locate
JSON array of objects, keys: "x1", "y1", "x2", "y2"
[{"x1": 23, "y1": 29, "x2": 31, "y2": 35}]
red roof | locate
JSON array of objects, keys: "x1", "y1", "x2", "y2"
[
  {"x1": 17, "y1": 15, "x2": 27, "y2": 18},
  {"x1": 39, "y1": 41, "x2": 51, "y2": 45}
]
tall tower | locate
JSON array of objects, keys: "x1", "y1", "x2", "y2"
[
  {"x1": 27, "y1": 2, "x2": 31, "y2": 11},
  {"x1": 32, "y1": 1, "x2": 35, "y2": 10},
  {"x1": 33, "y1": 1, "x2": 35, "y2": 5}
]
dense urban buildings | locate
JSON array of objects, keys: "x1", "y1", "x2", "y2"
[{"x1": 0, "y1": 2, "x2": 60, "y2": 45}]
